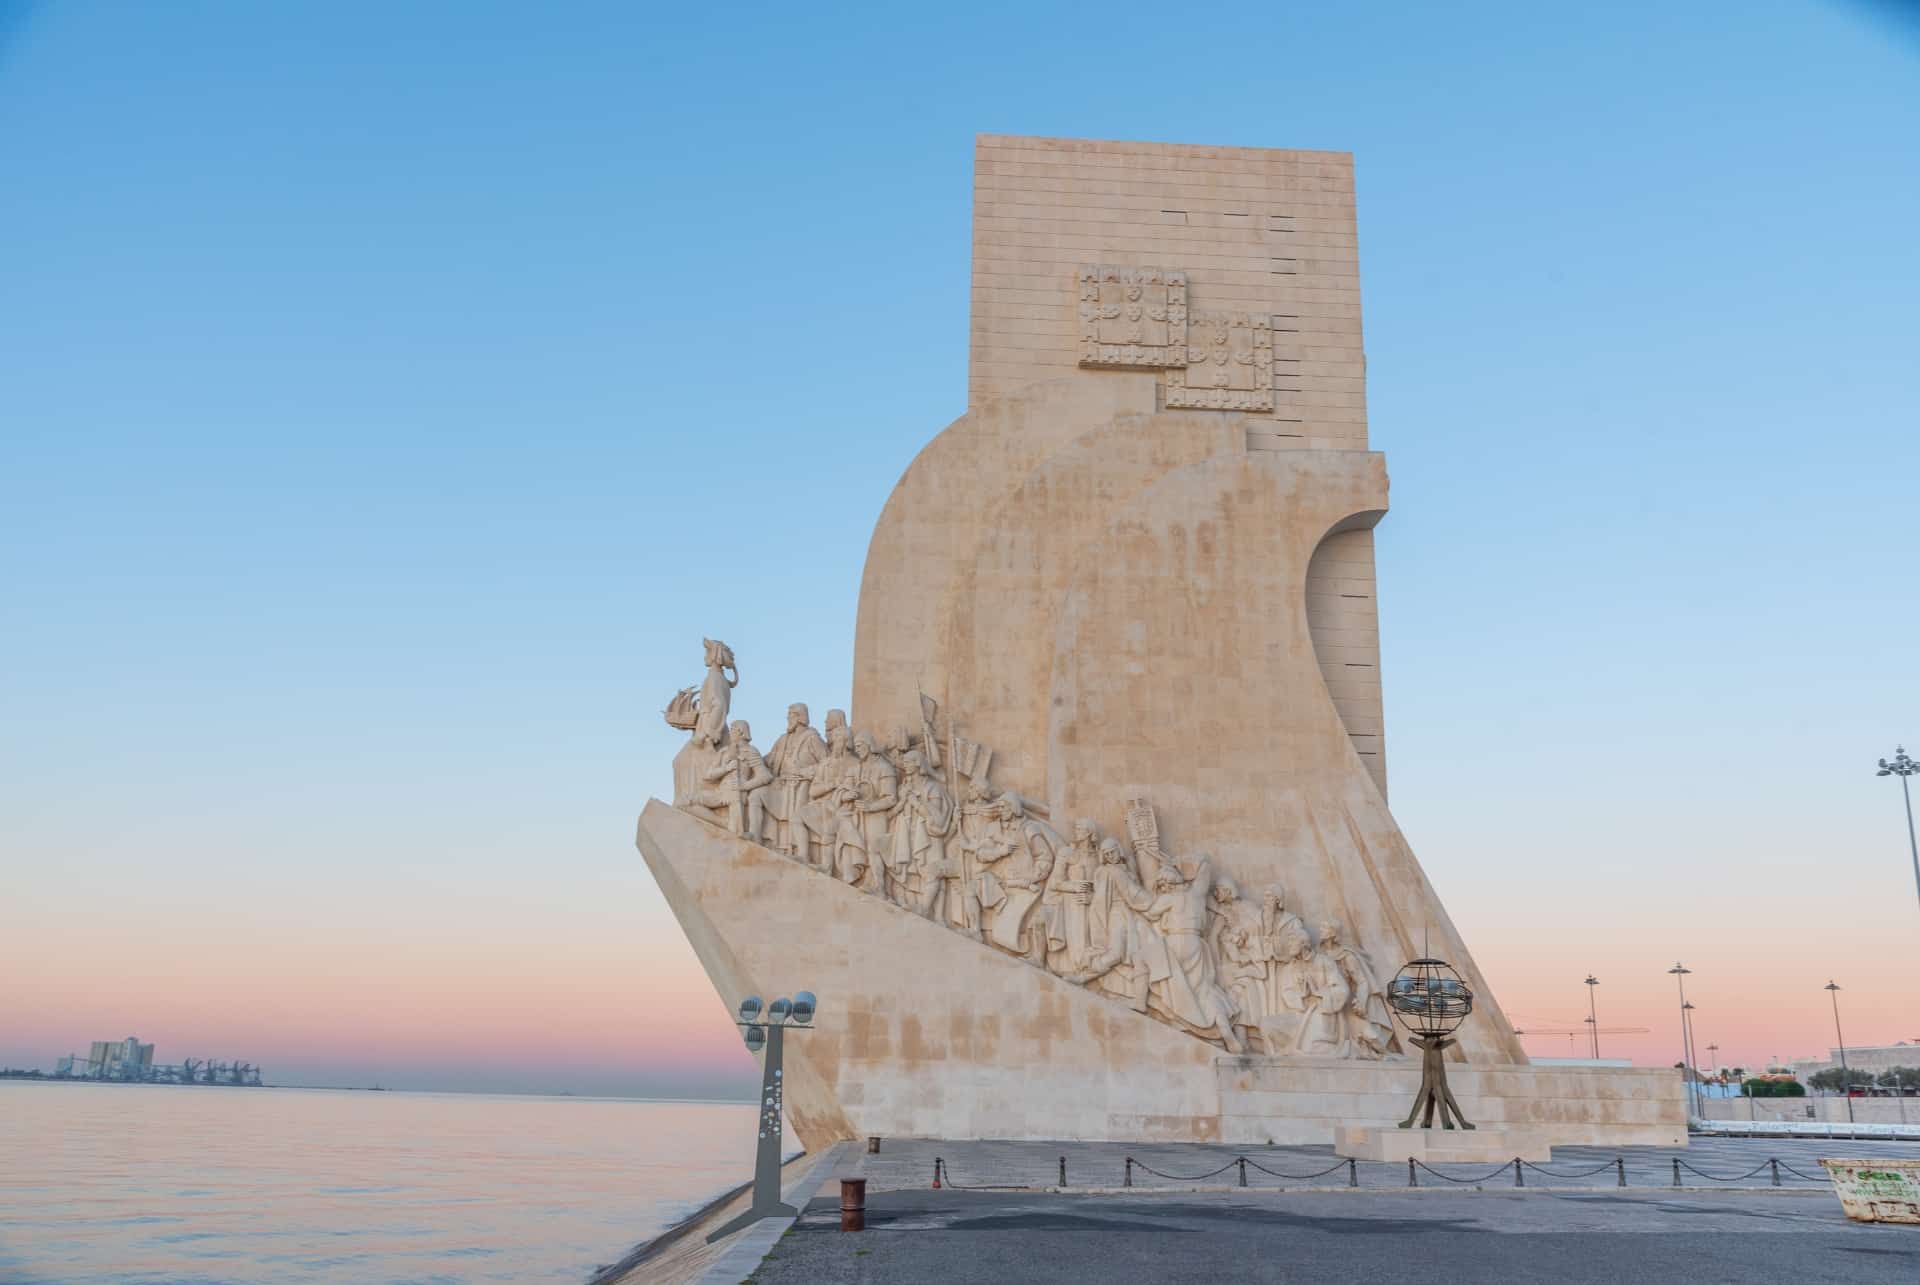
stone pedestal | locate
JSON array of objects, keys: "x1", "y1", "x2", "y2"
[{"x1": 1335, "y1": 1125, "x2": 1552, "y2": 1164}]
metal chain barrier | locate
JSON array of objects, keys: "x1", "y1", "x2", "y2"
[
  {"x1": 929, "y1": 1157, "x2": 1048, "y2": 1191},
  {"x1": 1518, "y1": 1160, "x2": 1622, "y2": 1179},
  {"x1": 1411, "y1": 1159, "x2": 1518, "y2": 1185},
  {"x1": 1673, "y1": 1159, "x2": 1781, "y2": 1185},
  {"x1": 1124, "y1": 1156, "x2": 1243, "y2": 1182},
  {"x1": 937, "y1": 1151, "x2": 1841, "y2": 1193},
  {"x1": 1241, "y1": 1156, "x2": 1357, "y2": 1182}
]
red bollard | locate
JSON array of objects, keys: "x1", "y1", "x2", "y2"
[{"x1": 840, "y1": 1178, "x2": 867, "y2": 1232}]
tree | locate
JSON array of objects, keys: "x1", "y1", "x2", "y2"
[
  {"x1": 1808, "y1": 1067, "x2": 1875, "y2": 1093},
  {"x1": 1743, "y1": 1077, "x2": 1806, "y2": 1098},
  {"x1": 1877, "y1": 1066, "x2": 1920, "y2": 1094}
]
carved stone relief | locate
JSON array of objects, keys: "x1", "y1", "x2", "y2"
[
  {"x1": 660, "y1": 641, "x2": 1401, "y2": 1060},
  {"x1": 1075, "y1": 267, "x2": 1275, "y2": 411},
  {"x1": 1165, "y1": 310, "x2": 1275, "y2": 411},
  {"x1": 1077, "y1": 266, "x2": 1186, "y2": 368}
]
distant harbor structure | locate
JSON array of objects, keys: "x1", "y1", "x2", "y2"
[{"x1": 52, "y1": 1036, "x2": 262, "y2": 1086}]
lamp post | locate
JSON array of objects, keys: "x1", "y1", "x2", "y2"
[
  {"x1": 1668, "y1": 963, "x2": 1697, "y2": 1118},
  {"x1": 1683, "y1": 1001, "x2": 1702, "y2": 1114},
  {"x1": 709, "y1": 990, "x2": 818, "y2": 1243},
  {"x1": 1877, "y1": 746, "x2": 1920, "y2": 914},
  {"x1": 1825, "y1": 980, "x2": 1854, "y2": 1125},
  {"x1": 1584, "y1": 974, "x2": 1600, "y2": 1059}
]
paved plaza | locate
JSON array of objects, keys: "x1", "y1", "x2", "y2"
[{"x1": 749, "y1": 1187, "x2": 1917, "y2": 1284}]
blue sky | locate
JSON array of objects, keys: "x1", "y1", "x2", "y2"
[{"x1": 2, "y1": 1, "x2": 1916, "y2": 1092}]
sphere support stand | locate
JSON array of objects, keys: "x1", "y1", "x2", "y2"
[{"x1": 1399, "y1": 1033, "x2": 1475, "y2": 1130}]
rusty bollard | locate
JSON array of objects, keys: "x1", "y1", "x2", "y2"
[
  {"x1": 840, "y1": 1178, "x2": 867, "y2": 1232},
  {"x1": 867, "y1": 1136, "x2": 881, "y2": 1154}
]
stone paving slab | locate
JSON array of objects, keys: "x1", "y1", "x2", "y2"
[{"x1": 834, "y1": 1134, "x2": 1920, "y2": 1193}]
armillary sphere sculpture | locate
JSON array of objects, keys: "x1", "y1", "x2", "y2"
[{"x1": 1388, "y1": 958, "x2": 1476, "y2": 1130}]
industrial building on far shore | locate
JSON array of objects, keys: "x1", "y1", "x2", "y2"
[{"x1": 51, "y1": 1036, "x2": 262, "y2": 1086}]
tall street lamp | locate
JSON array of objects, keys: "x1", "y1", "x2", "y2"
[
  {"x1": 1877, "y1": 746, "x2": 1920, "y2": 914},
  {"x1": 709, "y1": 990, "x2": 818, "y2": 1243},
  {"x1": 1584, "y1": 974, "x2": 1601, "y2": 1059},
  {"x1": 1825, "y1": 980, "x2": 1854, "y2": 1126},
  {"x1": 1668, "y1": 963, "x2": 1697, "y2": 1118},
  {"x1": 1683, "y1": 1001, "x2": 1702, "y2": 1115}
]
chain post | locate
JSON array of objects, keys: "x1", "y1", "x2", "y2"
[
  {"x1": 1616, "y1": 1157, "x2": 1626, "y2": 1188},
  {"x1": 1770, "y1": 1158, "x2": 1780, "y2": 1187},
  {"x1": 1671, "y1": 1157, "x2": 1681, "y2": 1188},
  {"x1": 1513, "y1": 1158, "x2": 1523, "y2": 1188},
  {"x1": 1408, "y1": 1158, "x2": 1417, "y2": 1188},
  {"x1": 932, "y1": 1157, "x2": 942, "y2": 1189},
  {"x1": 1348, "y1": 1157, "x2": 1358, "y2": 1188},
  {"x1": 1059, "y1": 1155, "x2": 1067, "y2": 1188},
  {"x1": 1124, "y1": 1156, "x2": 1133, "y2": 1188},
  {"x1": 1238, "y1": 1157, "x2": 1248, "y2": 1187}
]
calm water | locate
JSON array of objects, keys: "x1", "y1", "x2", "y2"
[{"x1": 0, "y1": 1082, "x2": 763, "y2": 1284}]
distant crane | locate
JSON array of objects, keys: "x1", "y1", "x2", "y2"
[
  {"x1": 179, "y1": 1058, "x2": 204, "y2": 1084},
  {"x1": 1511, "y1": 1023, "x2": 1650, "y2": 1055}
]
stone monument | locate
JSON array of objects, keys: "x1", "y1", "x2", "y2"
[{"x1": 636, "y1": 135, "x2": 1685, "y2": 1150}]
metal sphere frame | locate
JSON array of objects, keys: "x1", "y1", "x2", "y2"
[{"x1": 1388, "y1": 958, "x2": 1477, "y2": 1130}]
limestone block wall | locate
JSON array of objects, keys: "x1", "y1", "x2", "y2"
[
  {"x1": 963, "y1": 135, "x2": 1386, "y2": 788},
  {"x1": 1216, "y1": 1060, "x2": 1688, "y2": 1148}
]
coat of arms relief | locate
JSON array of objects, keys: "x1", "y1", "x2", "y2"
[{"x1": 1077, "y1": 265, "x2": 1276, "y2": 412}]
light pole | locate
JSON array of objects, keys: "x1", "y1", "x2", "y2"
[
  {"x1": 1877, "y1": 746, "x2": 1920, "y2": 914},
  {"x1": 709, "y1": 990, "x2": 818, "y2": 1243},
  {"x1": 1683, "y1": 1001, "x2": 1702, "y2": 1114},
  {"x1": 1825, "y1": 980, "x2": 1854, "y2": 1125},
  {"x1": 1669, "y1": 963, "x2": 1697, "y2": 1118},
  {"x1": 1584, "y1": 974, "x2": 1600, "y2": 1059}
]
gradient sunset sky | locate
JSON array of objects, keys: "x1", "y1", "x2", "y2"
[{"x1": 3, "y1": 1, "x2": 1917, "y2": 1099}]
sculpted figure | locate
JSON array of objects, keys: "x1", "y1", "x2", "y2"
[
  {"x1": 1322, "y1": 921, "x2": 1398, "y2": 1059},
  {"x1": 974, "y1": 794, "x2": 1061, "y2": 962},
  {"x1": 1294, "y1": 927, "x2": 1354, "y2": 1057},
  {"x1": 1207, "y1": 877, "x2": 1271, "y2": 1048},
  {"x1": 693, "y1": 638, "x2": 737, "y2": 749},
  {"x1": 1259, "y1": 886, "x2": 1314, "y2": 1046},
  {"x1": 887, "y1": 750, "x2": 953, "y2": 913},
  {"x1": 806, "y1": 717, "x2": 867, "y2": 884},
  {"x1": 1044, "y1": 819, "x2": 1100, "y2": 974},
  {"x1": 698, "y1": 720, "x2": 773, "y2": 838},
  {"x1": 1139, "y1": 854, "x2": 1244, "y2": 1052},
  {"x1": 1063, "y1": 837, "x2": 1154, "y2": 1011},
  {"x1": 763, "y1": 703, "x2": 827, "y2": 861},
  {"x1": 849, "y1": 732, "x2": 897, "y2": 894},
  {"x1": 943, "y1": 778, "x2": 1005, "y2": 939}
]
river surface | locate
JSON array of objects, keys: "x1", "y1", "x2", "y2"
[{"x1": 0, "y1": 1081, "x2": 761, "y2": 1283}]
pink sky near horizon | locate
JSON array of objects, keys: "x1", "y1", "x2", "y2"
[{"x1": 9, "y1": 840, "x2": 1916, "y2": 1092}]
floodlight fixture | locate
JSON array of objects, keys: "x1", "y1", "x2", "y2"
[{"x1": 710, "y1": 983, "x2": 819, "y2": 1244}]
